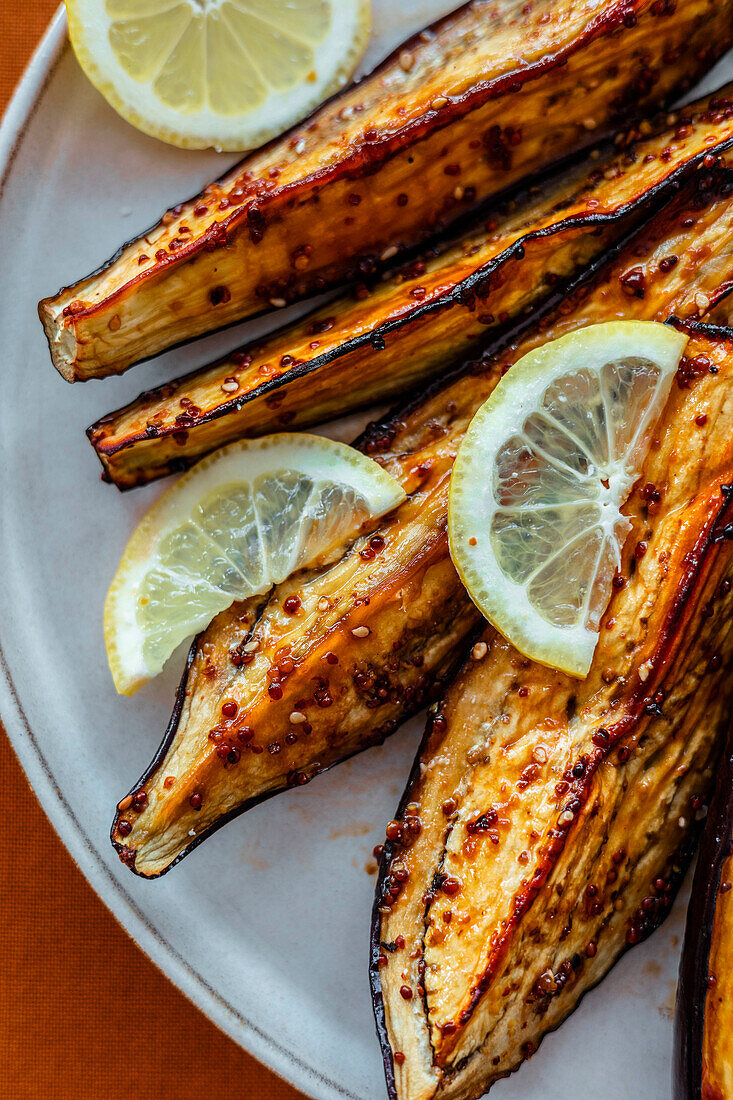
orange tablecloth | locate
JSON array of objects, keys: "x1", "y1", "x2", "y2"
[{"x1": 0, "y1": 6, "x2": 305, "y2": 1097}]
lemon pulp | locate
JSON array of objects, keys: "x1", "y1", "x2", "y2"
[
  {"x1": 449, "y1": 321, "x2": 688, "y2": 677},
  {"x1": 66, "y1": 0, "x2": 371, "y2": 150},
  {"x1": 105, "y1": 433, "x2": 405, "y2": 694}
]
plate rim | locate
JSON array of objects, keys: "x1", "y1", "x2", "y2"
[{"x1": 0, "y1": 11, "x2": 359, "y2": 1099}]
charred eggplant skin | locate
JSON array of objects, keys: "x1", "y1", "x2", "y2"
[
  {"x1": 372, "y1": 326, "x2": 733, "y2": 1100},
  {"x1": 675, "y1": 714, "x2": 733, "y2": 1100},
  {"x1": 111, "y1": 161, "x2": 733, "y2": 880},
  {"x1": 88, "y1": 86, "x2": 733, "y2": 490},
  {"x1": 40, "y1": 0, "x2": 733, "y2": 380}
]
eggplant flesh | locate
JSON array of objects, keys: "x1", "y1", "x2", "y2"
[
  {"x1": 111, "y1": 163, "x2": 733, "y2": 878},
  {"x1": 373, "y1": 323, "x2": 733, "y2": 1100},
  {"x1": 675, "y1": 727, "x2": 733, "y2": 1100},
  {"x1": 39, "y1": 0, "x2": 732, "y2": 381},
  {"x1": 88, "y1": 89, "x2": 733, "y2": 490},
  {"x1": 113, "y1": 487, "x2": 480, "y2": 877}
]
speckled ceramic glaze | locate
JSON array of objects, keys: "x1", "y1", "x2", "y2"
[{"x1": 1, "y1": 6, "x2": 732, "y2": 1099}]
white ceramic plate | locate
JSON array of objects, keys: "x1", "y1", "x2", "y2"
[{"x1": 1, "y1": 7, "x2": 732, "y2": 1099}]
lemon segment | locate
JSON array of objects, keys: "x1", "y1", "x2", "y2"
[
  {"x1": 65, "y1": 0, "x2": 371, "y2": 151},
  {"x1": 104, "y1": 433, "x2": 405, "y2": 694},
  {"x1": 448, "y1": 321, "x2": 688, "y2": 678}
]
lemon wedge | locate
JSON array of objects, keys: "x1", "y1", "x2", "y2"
[
  {"x1": 105, "y1": 433, "x2": 405, "y2": 694},
  {"x1": 65, "y1": 0, "x2": 371, "y2": 151},
  {"x1": 449, "y1": 321, "x2": 688, "y2": 678}
]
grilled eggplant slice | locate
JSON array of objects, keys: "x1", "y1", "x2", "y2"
[
  {"x1": 89, "y1": 89, "x2": 733, "y2": 490},
  {"x1": 373, "y1": 323, "x2": 733, "y2": 1099},
  {"x1": 111, "y1": 164, "x2": 733, "y2": 878},
  {"x1": 40, "y1": 0, "x2": 732, "y2": 381},
  {"x1": 675, "y1": 726, "x2": 733, "y2": 1100}
]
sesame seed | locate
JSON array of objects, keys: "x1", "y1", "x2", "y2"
[
  {"x1": 431, "y1": 96, "x2": 448, "y2": 109},
  {"x1": 270, "y1": 297, "x2": 287, "y2": 308},
  {"x1": 289, "y1": 711, "x2": 308, "y2": 724},
  {"x1": 352, "y1": 626, "x2": 370, "y2": 638},
  {"x1": 678, "y1": 816, "x2": 687, "y2": 828},
  {"x1": 533, "y1": 746, "x2": 547, "y2": 764},
  {"x1": 243, "y1": 640, "x2": 259, "y2": 654},
  {"x1": 558, "y1": 810, "x2": 575, "y2": 827},
  {"x1": 340, "y1": 105, "x2": 354, "y2": 121},
  {"x1": 453, "y1": 185, "x2": 465, "y2": 201},
  {"x1": 380, "y1": 245, "x2": 398, "y2": 262},
  {"x1": 221, "y1": 380, "x2": 239, "y2": 393},
  {"x1": 318, "y1": 597, "x2": 330, "y2": 612},
  {"x1": 294, "y1": 139, "x2": 306, "y2": 155},
  {"x1": 399, "y1": 50, "x2": 414, "y2": 72},
  {"x1": 583, "y1": 117, "x2": 597, "y2": 130},
  {"x1": 695, "y1": 292, "x2": 711, "y2": 311},
  {"x1": 472, "y1": 642, "x2": 488, "y2": 660}
]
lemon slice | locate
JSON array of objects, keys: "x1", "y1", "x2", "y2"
[
  {"x1": 449, "y1": 322, "x2": 688, "y2": 678},
  {"x1": 105, "y1": 433, "x2": 405, "y2": 694},
  {"x1": 65, "y1": 0, "x2": 371, "y2": 151}
]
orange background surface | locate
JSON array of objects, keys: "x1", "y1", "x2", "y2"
[{"x1": 0, "y1": 5, "x2": 306, "y2": 1098}]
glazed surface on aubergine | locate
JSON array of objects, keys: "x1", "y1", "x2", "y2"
[
  {"x1": 374, "y1": 321, "x2": 733, "y2": 1100},
  {"x1": 39, "y1": 0, "x2": 733, "y2": 380},
  {"x1": 675, "y1": 720, "x2": 733, "y2": 1100},
  {"x1": 110, "y1": 165, "x2": 733, "y2": 879},
  {"x1": 88, "y1": 86, "x2": 733, "y2": 490}
]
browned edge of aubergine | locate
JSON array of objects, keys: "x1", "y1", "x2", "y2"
[
  {"x1": 675, "y1": 713, "x2": 733, "y2": 1099},
  {"x1": 39, "y1": 0, "x2": 732, "y2": 380},
  {"x1": 109, "y1": 165, "x2": 733, "y2": 880},
  {"x1": 87, "y1": 85, "x2": 733, "y2": 491},
  {"x1": 371, "y1": 324, "x2": 733, "y2": 1100}
]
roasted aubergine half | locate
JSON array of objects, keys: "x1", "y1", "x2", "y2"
[
  {"x1": 88, "y1": 87, "x2": 733, "y2": 490},
  {"x1": 40, "y1": 0, "x2": 733, "y2": 381},
  {"x1": 675, "y1": 723, "x2": 733, "y2": 1100},
  {"x1": 110, "y1": 152, "x2": 733, "y2": 878},
  {"x1": 371, "y1": 324, "x2": 733, "y2": 1099}
]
